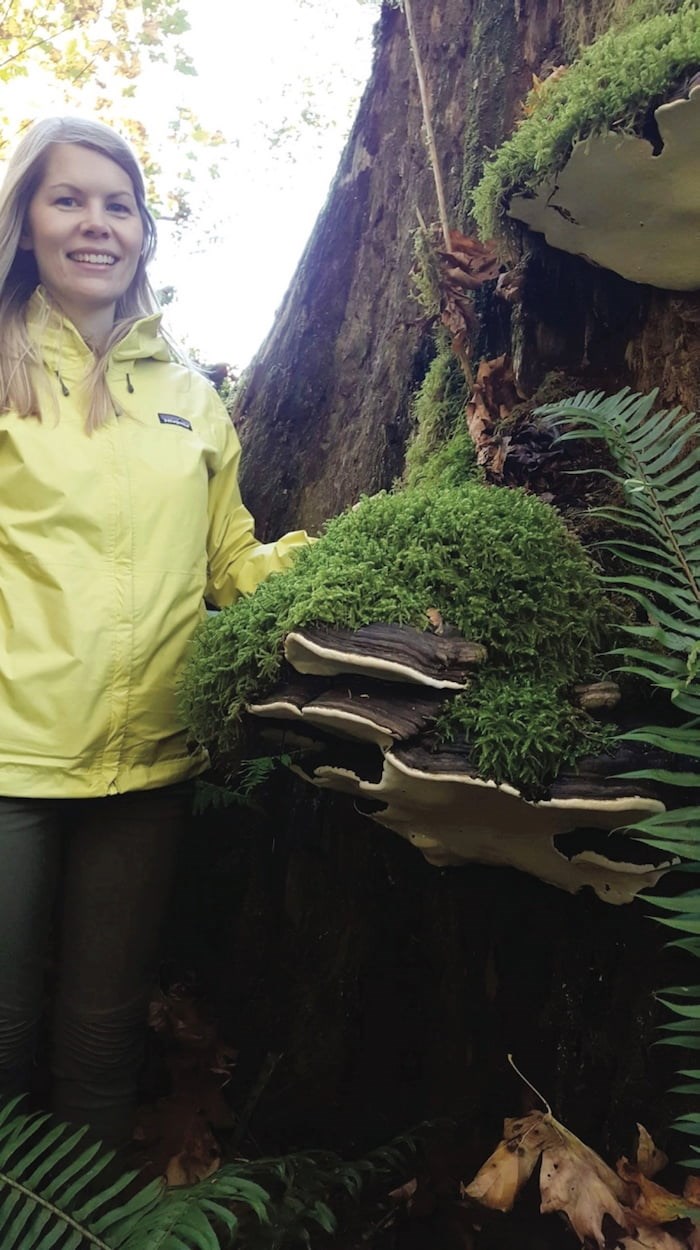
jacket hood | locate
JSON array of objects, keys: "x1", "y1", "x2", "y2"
[{"x1": 26, "y1": 286, "x2": 173, "y2": 373}]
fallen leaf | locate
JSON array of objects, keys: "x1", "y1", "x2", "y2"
[
  {"x1": 463, "y1": 1112, "x2": 559, "y2": 1212},
  {"x1": 465, "y1": 355, "x2": 525, "y2": 480},
  {"x1": 463, "y1": 1139, "x2": 524, "y2": 1212},
  {"x1": 540, "y1": 1141, "x2": 629, "y2": 1244},
  {"x1": 389, "y1": 1177, "x2": 418, "y2": 1206},
  {"x1": 617, "y1": 1157, "x2": 689, "y2": 1223},
  {"x1": 683, "y1": 1176, "x2": 700, "y2": 1204},
  {"x1": 165, "y1": 1121, "x2": 221, "y2": 1186},
  {"x1": 636, "y1": 1125, "x2": 669, "y2": 1179}
]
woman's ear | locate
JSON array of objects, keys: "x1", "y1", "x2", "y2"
[{"x1": 18, "y1": 225, "x2": 33, "y2": 251}]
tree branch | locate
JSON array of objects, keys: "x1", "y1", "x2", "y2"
[{"x1": 0, "y1": 20, "x2": 80, "y2": 73}]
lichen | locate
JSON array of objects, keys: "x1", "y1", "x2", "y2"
[
  {"x1": 470, "y1": 0, "x2": 700, "y2": 238},
  {"x1": 180, "y1": 479, "x2": 618, "y2": 789}
]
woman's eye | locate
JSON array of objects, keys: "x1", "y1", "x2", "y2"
[
  {"x1": 108, "y1": 202, "x2": 131, "y2": 214},
  {"x1": 54, "y1": 196, "x2": 77, "y2": 207}
]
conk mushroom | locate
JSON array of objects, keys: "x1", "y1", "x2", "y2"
[
  {"x1": 246, "y1": 623, "x2": 675, "y2": 905},
  {"x1": 508, "y1": 84, "x2": 700, "y2": 290}
]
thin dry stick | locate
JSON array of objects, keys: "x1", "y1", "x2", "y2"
[
  {"x1": 404, "y1": 1, "x2": 474, "y2": 388},
  {"x1": 507, "y1": 1053, "x2": 552, "y2": 1115},
  {"x1": 403, "y1": 0, "x2": 451, "y2": 253}
]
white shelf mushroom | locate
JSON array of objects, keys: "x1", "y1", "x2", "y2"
[
  {"x1": 246, "y1": 623, "x2": 674, "y2": 905},
  {"x1": 508, "y1": 85, "x2": 700, "y2": 290}
]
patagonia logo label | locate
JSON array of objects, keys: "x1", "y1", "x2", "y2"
[{"x1": 158, "y1": 413, "x2": 192, "y2": 430}]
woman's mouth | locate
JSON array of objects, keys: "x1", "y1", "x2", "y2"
[{"x1": 68, "y1": 252, "x2": 118, "y2": 266}]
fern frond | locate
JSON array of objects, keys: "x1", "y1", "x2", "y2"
[
  {"x1": 0, "y1": 1101, "x2": 146, "y2": 1249},
  {"x1": 536, "y1": 386, "x2": 700, "y2": 1140},
  {"x1": 536, "y1": 388, "x2": 700, "y2": 614},
  {"x1": 0, "y1": 1099, "x2": 275, "y2": 1250}
]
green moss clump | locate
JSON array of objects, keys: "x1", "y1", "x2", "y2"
[
  {"x1": 180, "y1": 480, "x2": 617, "y2": 789},
  {"x1": 403, "y1": 345, "x2": 476, "y2": 489},
  {"x1": 470, "y1": 0, "x2": 700, "y2": 237},
  {"x1": 437, "y1": 674, "x2": 616, "y2": 792}
]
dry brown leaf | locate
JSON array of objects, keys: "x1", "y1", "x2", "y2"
[
  {"x1": 389, "y1": 1177, "x2": 418, "y2": 1206},
  {"x1": 636, "y1": 1125, "x2": 669, "y2": 1179},
  {"x1": 137, "y1": 979, "x2": 236, "y2": 1181},
  {"x1": 468, "y1": 1106, "x2": 699, "y2": 1250},
  {"x1": 539, "y1": 1141, "x2": 630, "y2": 1245},
  {"x1": 617, "y1": 1158, "x2": 689, "y2": 1223},
  {"x1": 165, "y1": 1120, "x2": 221, "y2": 1186},
  {"x1": 463, "y1": 1112, "x2": 559, "y2": 1212},
  {"x1": 432, "y1": 229, "x2": 501, "y2": 372},
  {"x1": 462, "y1": 1139, "x2": 525, "y2": 1212},
  {"x1": 465, "y1": 355, "x2": 525, "y2": 480},
  {"x1": 621, "y1": 1221, "x2": 692, "y2": 1250},
  {"x1": 684, "y1": 1176, "x2": 700, "y2": 1204}
]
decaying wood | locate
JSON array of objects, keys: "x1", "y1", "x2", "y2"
[{"x1": 573, "y1": 681, "x2": 621, "y2": 712}]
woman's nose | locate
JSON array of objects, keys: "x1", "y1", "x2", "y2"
[{"x1": 80, "y1": 204, "x2": 110, "y2": 235}]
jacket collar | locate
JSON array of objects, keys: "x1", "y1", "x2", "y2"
[{"x1": 26, "y1": 286, "x2": 172, "y2": 373}]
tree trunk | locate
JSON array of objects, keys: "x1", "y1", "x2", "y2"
[{"x1": 181, "y1": 0, "x2": 700, "y2": 1224}]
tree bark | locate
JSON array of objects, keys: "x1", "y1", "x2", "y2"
[{"x1": 184, "y1": 0, "x2": 700, "y2": 1212}]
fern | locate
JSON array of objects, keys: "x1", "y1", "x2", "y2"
[
  {"x1": 0, "y1": 1098, "x2": 421, "y2": 1248},
  {"x1": 0, "y1": 1096, "x2": 269, "y2": 1249},
  {"x1": 535, "y1": 386, "x2": 700, "y2": 1158},
  {"x1": 192, "y1": 756, "x2": 293, "y2": 814}
]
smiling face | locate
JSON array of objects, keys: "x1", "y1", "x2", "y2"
[{"x1": 20, "y1": 143, "x2": 145, "y2": 345}]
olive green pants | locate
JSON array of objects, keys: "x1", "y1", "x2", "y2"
[{"x1": 0, "y1": 786, "x2": 189, "y2": 1146}]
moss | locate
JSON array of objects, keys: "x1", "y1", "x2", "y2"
[
  {"x1": 403, "y1": 344, "x2": 476, "y2": 488},
  {"x1": 470, "y1": 0, "x2": 700, "y2": 238},
  {"x1": 459, "y1": 0, "x2": 519, "y2": 222},
  {"x1": 410, "y1": 223, "x2": 442, "y2": 320},
  {"x1": 437, "y1": 673, "x2": 617, "y2": 793},
  {"x1": 180, "y1": 480, "x2": 618, "y2": 790}
]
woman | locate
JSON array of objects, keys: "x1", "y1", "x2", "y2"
[{"x1": 0, "y1": 117, "x2": 309, "y2": 1146}]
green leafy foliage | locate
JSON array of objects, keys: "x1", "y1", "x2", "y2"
[
  {"x1": 193, "y1": 756, "x2": 293, "y2": 814},
  {"x1": 181, "y1": 477, "x2": 616, "y2": 789},
  {"x1": 0, "y1": 1096, "x2": 268, "y2": 1249},
  {"x1": 535, "y1": 385, "x2": 700, "y2": 1148},
  {"x1": 470, "y1": 0, "x2": 700, "y2": 237},
  {"x1": 230, "y1": 1130, "x2": 421, "y2": 1247},
  {"x1": 0, "y1": 1099, "x2": 420, "y2": 1249}
]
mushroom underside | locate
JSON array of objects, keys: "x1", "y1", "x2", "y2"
[{"x1": 508, "y1": 86, "x2": 700, "y2": 290}]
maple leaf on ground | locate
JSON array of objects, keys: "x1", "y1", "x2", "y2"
[
  {"x1": 462, "y1": 1112, "x2": 560, "y2": 1212},
  {"x1": 635, "y1": 1124, "x2": 669, "y2": 1179},
  {"x1": 466, "y1": 1108, "x2": 700, "y2": 1250},
  {"x1": 539, "y1": 1140, "x2": 631, "y2": 1244},
  {"x1": 617, "y1": 1157, "x2": 700, "y2": 1224}
]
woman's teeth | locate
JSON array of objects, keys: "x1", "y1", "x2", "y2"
[{"x1": 69, "y1": 253, "x2": 116, "y2": 265}]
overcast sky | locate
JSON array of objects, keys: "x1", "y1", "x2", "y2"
[{"x1": 149, "y1": 1, "x2": 378, "y2": 367}]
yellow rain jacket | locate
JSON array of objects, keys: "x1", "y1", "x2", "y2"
[{"x1": 0, "y1": 289, "x2": 308, "y2": 798}]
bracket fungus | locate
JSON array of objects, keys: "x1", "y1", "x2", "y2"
[
  {"x1": 246, "y1": 623, "x2": 673, "y2": 906},
  {"x1": 508, "y1": 85, "x2": 700, "y2": 290}
]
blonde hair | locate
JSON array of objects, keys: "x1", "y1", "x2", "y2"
[{"x1": 0, "y1": 116, "x2": 165, "y2": 430}]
